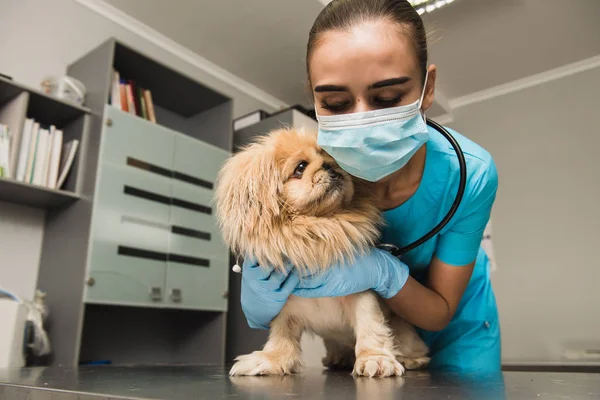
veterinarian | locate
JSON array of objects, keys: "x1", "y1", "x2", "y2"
[{"x1": 240, "y1": 0, "x2": 500, "y2": 374}]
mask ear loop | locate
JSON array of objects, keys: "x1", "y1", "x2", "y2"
[
  {"x1": 419, "y1": 69, "x2": 430, "y2": 121},
  {"x1": 419, "y1": 69, "x2": 429, "y2": 108}
]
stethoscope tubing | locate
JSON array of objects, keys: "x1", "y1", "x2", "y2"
[{"x1": 384, "y1": 118, "x2": 467, "y2": 257}]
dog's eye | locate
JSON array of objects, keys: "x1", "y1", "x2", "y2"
[{"x1": 293, "y1": 161, "x2": 308, "y2": 178}]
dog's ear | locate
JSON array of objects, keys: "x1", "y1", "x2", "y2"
[{"x1": 214, "y1": 141, "x2": 283, "y2": 255}]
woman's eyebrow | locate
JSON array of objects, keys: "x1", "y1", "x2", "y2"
[
  {"x1": 368, "y1": 76, "x2": 411, "y2": 89},
  {"x1": 314, "y1": 77, "x2": 411, "y2": 92},
  {"x1": 314, "y1": 84, "x2": 348, "y2": 93}
]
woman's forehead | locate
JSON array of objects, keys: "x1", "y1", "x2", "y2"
[{"x1": 309, "y1": 21, "x2": 419, "y2": 87}]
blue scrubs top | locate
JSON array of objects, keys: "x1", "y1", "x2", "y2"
[{"x1": 381, "y1": 125, "x2": 501, "y2": 374}]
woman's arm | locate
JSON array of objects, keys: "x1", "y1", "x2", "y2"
[
  {"x1": 290, "y1": 248, "x2": 474, "y2": 332},
  {"x1": 389, "y1": 155, "x2": 499, "y2": 331},
  {"x1": 385, "y1": 257, "x2": 474, "y2": 331}
]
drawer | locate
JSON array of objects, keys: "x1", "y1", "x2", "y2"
[
  {"x1": 102, "y1": 106, "x2": 175, "y2": 170},
  {"x1": 90, "y1": 192, "x2": 171, "y2": 256},
  {"x1": 168, "y1": 231, "x2": 229, "y2": 265},
  {"x1": 172, "y1": 134, "x2": 230, "y2": 190},
  {"x1": 165, "y1": 259, "x2": 229, "y2": 311},
  {"x1": 85, "y1": 233, "x2": 167, "y2": 307},
  {"x1": 95, "y1": 163, "x2": 172, "y2": 226},
  {"x1": 168, "y1": 182, "x2": 228, "y2": 261},
  {"x1": 169, "y1": 181, "x2": 215, "y2": 229}
]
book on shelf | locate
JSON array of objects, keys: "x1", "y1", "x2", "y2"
[
  {"x1": 55, "y1": 140, "x2": 79, "y2": 190},
  {"x1": 0, "y1": 117, "x2": 79, "y2": 190},
  {"x1": 109, "y1": 68, "x2": 157, "y2": 123},
  {"x1": 0, "y1": 124, "x2": 10, "y2": 177}
]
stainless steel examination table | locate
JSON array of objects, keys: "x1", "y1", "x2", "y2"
[{"x1": 0, "y1": 365, "x2": 598, "y2": 399}]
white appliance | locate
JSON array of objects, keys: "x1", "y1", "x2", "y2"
[{"x1": 0, "y1": 299, "x2": 27, "y2": 368}]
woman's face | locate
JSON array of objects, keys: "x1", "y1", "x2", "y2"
[{"x1": 309, "y1": 19, "x2": 436, "y2": 116}]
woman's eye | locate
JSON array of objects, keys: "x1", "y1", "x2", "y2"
[
  {"x1": 374, "y1": 96, "x2": 402, "y2": 107},
  {"x1": 293, "y1": 161, "x2": 308, "y2": 178},
  {"x1": 321, "y1": 101, "x2": 350, "y2": 112}
]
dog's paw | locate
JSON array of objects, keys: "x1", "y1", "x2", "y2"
[
  {"x1": 322, "y1": 349, "x2": 355, "y2": 370},
  {"x1": 397, "y1": 356, "x2": 431, "y2": 370},
  {"x1": 229, "y1": 351, "x2": 302, "y2": 376},
  {"x1": 352, "y1": 354, "x2": 405, "y2": 378}
]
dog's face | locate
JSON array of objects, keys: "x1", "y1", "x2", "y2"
[
  {"x1": 273, "y1": 130, "x2": 354, "y2": 216},
  {"x1": 215, "y1": 128, "x2": 356, "y2": 262},
  {"x1": 215, "y1": 127, "x2": 381, "y2": 271}
]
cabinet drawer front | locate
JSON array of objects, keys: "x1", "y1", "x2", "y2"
[
  {"x1": 172, "y1": 134, "x2": 230, "y2": 188},
  {"x1": 91, "y1": 182, "x2": 172, "y2": 256},
  {"x1": 169, "y1": 181, "x2": 229, "y2": 261},
  {"x1": 168, "y1": 230, "x2": 228, "y2": 265},
  {"x1": 102, "y1": 107, "x2": 175, "y2": 170},
  {"x1": 169, "y1": 181, "x2": 215, "y2": 231},
  {"x1": 85, "y1": 241, "x2": 167, "y2": 307},
  {"x1": 95, "y1": 163, "x2": 172, "y2": 226},
  {"x1": 165, "y1": 259, "x2": 228, "y2": 311}
]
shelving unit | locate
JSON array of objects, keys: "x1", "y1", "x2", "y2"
[
  {"x1": 26, "y1": 38, "x2": 234, "y2": 367},
  {"x1": 0, "y1": 76, "x2": 91, "y2": 207}
]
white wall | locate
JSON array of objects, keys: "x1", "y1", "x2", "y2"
[
  {"x1": 0, "y1": 0, "x2": 277, "y2": 301},
  {"x1": 448, "y1": 66, "x2": 600, "y2": 364}
]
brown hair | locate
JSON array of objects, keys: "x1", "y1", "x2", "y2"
[{"x1": 306, "y1": 0, "x2": 428, "y2": 84}]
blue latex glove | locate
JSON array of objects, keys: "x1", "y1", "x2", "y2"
[
  {"x1": 240, "y1": 258, "x2": 300, "y2": 330},
  {"x1": 292, "y1": 247, "x2": 409, "y2": 299}
]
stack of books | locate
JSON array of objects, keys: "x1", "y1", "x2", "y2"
[
  {"x1": 108, "y1": 69, "x2": 157, "y2": 123},
  {"x1": 0, "y1": 118, "x2": 79, "y2": 190}
]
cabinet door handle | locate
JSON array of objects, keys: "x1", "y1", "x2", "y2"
[
  {"x1": 171, "y1": 288, "x2": 182, "y2": 303},
  {"x1": 150, "y1": 287, "x2": 162, "y2": 302}
]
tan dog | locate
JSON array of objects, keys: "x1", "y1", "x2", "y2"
[{"x1": 215, "y1": 128, "x2": 429, "y2": 377}]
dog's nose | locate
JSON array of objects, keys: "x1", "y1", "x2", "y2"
[
  {"x1": 322, "y1": 163, "x2": 341, "y2": 180},
  {"x1": 322, "y1": 162, "x2": 334, "y2": 171}
]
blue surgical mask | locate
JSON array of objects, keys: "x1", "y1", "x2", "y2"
[{"x1": 316, "y1": 73, "x2": 430, "y2": 182}]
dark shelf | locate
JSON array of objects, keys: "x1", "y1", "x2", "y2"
[
  {"x1": 0, "y1": 76, "x2": 91, "y2": 127},
  {"x1": 0, "y1": 77, "x2": 22, "y2": 105},
  {"x1": 113, "y1": 43, "x2": 230, "y2": 117},
  {"x1": 0, "y1": 177, "x2": 80, "y2": 209}
]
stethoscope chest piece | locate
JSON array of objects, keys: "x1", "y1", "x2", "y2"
[{"x1": 376, "y1": 243, "x2": 401, "y2": 257}]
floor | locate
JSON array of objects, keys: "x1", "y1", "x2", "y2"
[{"x1": 1, "y1": 365, "x2": 599, "y2": 400}]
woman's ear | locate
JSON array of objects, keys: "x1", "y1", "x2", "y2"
[{"x1": 421, "y1": 64, "x2": 437, "y2": 112}]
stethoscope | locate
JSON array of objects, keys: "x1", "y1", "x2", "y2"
[
  {"x1": 232, "y1": 118, "x2": 466, "y2": 273},
  {"x1": 377, "y1": 118, "x2": 467, "y2": 258}
]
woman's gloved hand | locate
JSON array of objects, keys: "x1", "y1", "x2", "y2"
[
  {"x1": 292, "y1": 247, "x2": 410, "y2": 299},
  {"x1": 240, "y1": 258, "x2": 300, "y2": 330}
]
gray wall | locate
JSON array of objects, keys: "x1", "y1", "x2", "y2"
[
  {"x1": 447, "y1": 66, "x2": 600, "y2": 364},
  {"x1": 0, "y1": 203, "x2": 44, "y2": 300}
]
